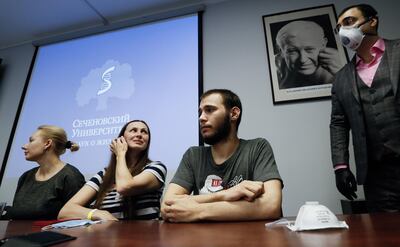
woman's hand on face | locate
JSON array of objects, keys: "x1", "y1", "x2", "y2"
[{"x1": 110, "y1": 137, "x2": 128, "y2": 157}]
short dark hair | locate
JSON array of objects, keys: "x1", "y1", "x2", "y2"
[
  {"x1": 201, "y1": 89, "x2": 242, "y2": 130},
  {"x1": 338, "y1": 4, "x2": 379, "y2": 30}
]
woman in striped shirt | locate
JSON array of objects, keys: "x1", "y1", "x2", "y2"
[{"x1": 58, "y1": 120, "x2": 167, "y2": 220}]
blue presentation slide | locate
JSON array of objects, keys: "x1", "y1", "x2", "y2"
[{"x1": 0, "y1": 14, "x2": 200, "y2": 203}]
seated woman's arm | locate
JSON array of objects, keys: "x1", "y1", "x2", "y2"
[
  {"x1": 58, "y1": 185, "x2": 117, "y2": 221},
  {"x1": 115, "y1": 160, "x2": 166, "y2": 196}
]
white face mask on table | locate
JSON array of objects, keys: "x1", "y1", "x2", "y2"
[
  {"x1": 265, "y1": 201, "x2": 349, "y2": 231},
  {"x1": 287, "y1": 201, "x2": 348, "y2": 231}
]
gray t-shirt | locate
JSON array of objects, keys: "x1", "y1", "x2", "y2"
[
  {"x1": 171, "y1": 138, "x2": 282, "y2": 195},
  {"x1": 4, "y1": 164, "x2": 85, "y2": 220}
]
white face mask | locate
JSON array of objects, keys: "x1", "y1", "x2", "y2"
[
  {"x1": 338, "y1": 18, "x2": 373, "y2": 50},
  {"x1": 338, "y1": 26, "x2": 365, "y2": 50},
  {"x1": 287, "y1": 201, "x2": 348, "y2": 231}
]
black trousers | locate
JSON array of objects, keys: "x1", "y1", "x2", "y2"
[{"x1": 364, "y1": 154, "x2": 400, "y2": 212}]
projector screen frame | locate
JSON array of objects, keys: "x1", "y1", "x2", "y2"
[{"x1": 0, "y1": 11, "x2": 204, "y2": 187}]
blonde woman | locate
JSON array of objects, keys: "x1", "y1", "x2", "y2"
[
  {"x1": 59, "y1": 120, "x2": 167, "y2": 221},
  {"x1": 4, "y1": 125, "x2": 85, "y2": 220}
]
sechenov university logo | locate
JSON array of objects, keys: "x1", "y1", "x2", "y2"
[
  {"x1": 97, "y1": 66, "x2": 115, "y2": 96},
  {"x1": 76, "y1": 59, "x2": 135, "y2": 110}
]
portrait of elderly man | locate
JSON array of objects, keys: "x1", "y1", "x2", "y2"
[{"x1": 275, "y1": 20, "x2": 342, "y2": 89}]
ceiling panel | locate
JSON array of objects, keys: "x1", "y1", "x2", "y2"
[
  {"x1": 0, "y1": 0, "x2": 226, "y2": 49},
  {"x1": 0, "y1": 0, "x2": 100, "y2": 48}
]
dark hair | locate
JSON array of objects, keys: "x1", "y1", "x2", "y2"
[
  {"x1": 94, "y1": 120, "x2": 151, "y2": 211},
  {"x1": 200, "y1": 89, "x2": 242, "y2": 131},
  {"x1": 338, "y1": 4, "x2": 379, "y2": 30}
]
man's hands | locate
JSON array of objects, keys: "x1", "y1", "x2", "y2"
[
  {"x1": 319, "y1": 47, "x2": 342, "y2": 75},
  {"x1": 219, "y1": 180, "x2": 264, "y2": 202},
  {"x1": 162, "y1": 195, "x2": 202, "y2": 222},
  {"x1": 335, "y1": 168, "x2": 358, "y2": 200},
  {"x1": 161, "y1": 181, "x2": 265, "y2": 222}
]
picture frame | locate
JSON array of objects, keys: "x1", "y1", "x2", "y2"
[{"x1": 262, "y1": 4, "x2": 348, "y2": 104}]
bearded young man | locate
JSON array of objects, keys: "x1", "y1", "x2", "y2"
[{"x1": 161, "y1": 89, "x2": 282, "y2": 222}]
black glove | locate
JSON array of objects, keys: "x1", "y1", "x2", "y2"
[{"x1": 335, "y1": 168, "x2": 358, "y2": 200}]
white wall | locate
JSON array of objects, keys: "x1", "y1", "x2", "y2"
[
  {"x1": 0, "y1": 44, "x2": 36, "y2": 171},
  {"x1": 202, "y1": 0, "x2": 400, "y2": 216},
  {"x1": 1, "y1": 0, "x2": 400, "y2": 216},
  {"x1": 0, "y1": 44, "x2": 36, "y2": 204}
]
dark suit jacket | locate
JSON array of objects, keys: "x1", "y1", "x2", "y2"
[{"x1": 330, "y1": 39, "x2": 400, "y2": 185}]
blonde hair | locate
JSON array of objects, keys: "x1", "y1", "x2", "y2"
[{"x1": 37, "y1": 125, "x2": 79, "y2": 155}]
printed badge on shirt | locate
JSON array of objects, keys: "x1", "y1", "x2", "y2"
[{"x1": 199, "y1": 175, "x2": 223, "y2": 194}]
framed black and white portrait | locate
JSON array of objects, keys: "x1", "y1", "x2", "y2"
[{"x1": 262, "y1": 4, "x2": 348, "y2": 104}]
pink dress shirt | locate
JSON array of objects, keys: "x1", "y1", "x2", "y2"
[{"x1": 356, "y1": 38, "x2": 385, "y2": 87}]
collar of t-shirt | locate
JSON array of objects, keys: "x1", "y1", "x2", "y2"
[{"x1": 355, "y1": 38, "x2": 385, "y2": 87}]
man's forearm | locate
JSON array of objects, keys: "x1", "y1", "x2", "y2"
[
  {"x1": 162, "y1": 180, "x2": 282, "y2": 222},
  {"x1": 330, "y1": 123, "x2": 350, "y2": 166},
  {"x1": 198, "y1": 180, "x2": 282, "y2": 221},
  {"x1": 330, "y1": 87, "x2": 351, "y2": 166},
  {"x1": 188, "y1": 192, "x2": 225, "y2": 203},
  {"x1": 196, "y1": 197, "x2": 281, "y2": 221}
]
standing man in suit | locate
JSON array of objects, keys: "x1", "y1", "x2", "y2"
[{"x1": 330, "y1": 4, "x2": 400, "y2": 212}]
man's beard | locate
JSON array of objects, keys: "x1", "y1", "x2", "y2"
[{"x1": 203, "y1": 114, "x2": 231, "y2": 145}]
